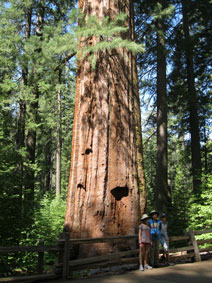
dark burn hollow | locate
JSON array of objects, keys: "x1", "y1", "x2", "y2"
[
  {"x1": 110, "y1": 186, "x2": 129, "y2": 201},
  {"x1": 85, "y1": 148, "x2": 93, "y2": 155},
  {"x1": 81, "y1": 148, "x2": 93, "y2": 155},
  {"x1": 77, "y1": 183, "x2": 86, "y2": 190}
]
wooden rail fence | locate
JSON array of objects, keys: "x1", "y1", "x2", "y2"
[{"x1": 0, "y1": 229, "x2": 212, "y2": 281}]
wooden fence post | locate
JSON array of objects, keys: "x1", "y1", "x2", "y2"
[
  {"x1": 63, "y1": 232, "x2": 70, "y2": 280},
  {"x1": 54, "y1": 233, "x2": 65, "y2": 275},
  {"x1": 189, "y1": 228, "x2": 201, "y2": 262},
  {"x1": 38, "y1": 239, "x2": 44, "y2": 274}
]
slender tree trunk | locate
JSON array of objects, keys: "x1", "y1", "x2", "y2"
[
  {"x1": 65, "y1": 0, "x2": 146, "y2": 257},
  {"x1": 25, "y1": 1, "x2": 44, "y2": 210},
  {"x1": 56, "y1": 70, "x2": 62, "y2": 198},
  {"x1": 16, "y1": 6, "x2": 32, "y2": 217},
  {"x1": 155, "y1": 0, "x2": 168, "y2": 214},
  {"x1": 130, "y1": 0, "x2": 146, "y2": 215},
  {"x1": 203, "y1": 122, "x2": 208, "y2": 174},
  {"x1": 16, "y1": 99, "x2": 26, "y2": 187},
  {"x1": 182, "y1": 0, "x2": 202, "y2": 193},
  {"x1": 44, "y1": 132, "x2": 52, "y2": 192}
]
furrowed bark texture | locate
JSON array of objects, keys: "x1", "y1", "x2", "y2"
[
  {"x1": 155, "y1": 0, "x2": 169, "y2": 214},
  {"x1": 182, "y1": 0, "x2": 202, "y2": 193},
  {"x1": 65, "y1": 0, "x2": 146, "y2": 256}
]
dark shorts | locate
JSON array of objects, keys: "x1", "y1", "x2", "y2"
[{"x1": 140, "y1": 242, "x2": 151, "y2": 248}]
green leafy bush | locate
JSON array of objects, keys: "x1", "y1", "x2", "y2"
[
  {"x1": 0, "y1": 196, "x2": 66, "y2": 276},
  {"x1": 189, "y1": 174, "x2": 212, "y2": 231},
  {"x1": 188, "y1": 175, "x2": 212, "y2": 248},
  {"x1": 33, "y1": 196, "x2": 66, "y2": 244},
  {"x1": 19, "y1": 196, "x2": 66, "y2": 272}
]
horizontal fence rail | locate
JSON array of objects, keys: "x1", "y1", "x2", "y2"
[
  {"x1": 0, "y1": 228, "x2": 212, "y2": 281},
  {"x1": 0, "y1": 245, "x2": 62, "y2": 253},
  {"x1": 59, "y1": 234, "x2": 138, "y2": 244}
]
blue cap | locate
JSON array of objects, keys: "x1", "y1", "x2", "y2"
[{"x1": 160, "y1": 213, "x2": 166, "y2": 218}]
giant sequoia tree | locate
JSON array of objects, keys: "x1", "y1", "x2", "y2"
[{"x1": 65, "y1": 0, "x2": 146, "y2": 256}]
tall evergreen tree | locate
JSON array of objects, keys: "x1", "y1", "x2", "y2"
[
  {"x1": 24, "y1": 0, "x2": 45, "y2": 218},
  {"x1": 155, "y1": 0, "x2": 168, "y2": 213},
  {"x1": 65, "y1": 0, "x2": 146, "y2": 257},
  {"x1": 134, "y1": 0, "x2": 174, "y2": 213},
  {"x1": 55, "y1": 69, "x2": 62, "y2": 198},
  {"x1": 0, "y1": 0, "x2": 76, "y2": 243},
  {"x1": 181, "y1": 0, "x2": 202, "y2": 193}
]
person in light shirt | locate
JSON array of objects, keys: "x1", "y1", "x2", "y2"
[{"x1": 138, "y1": 214, "x2": 153, "y2": 271}]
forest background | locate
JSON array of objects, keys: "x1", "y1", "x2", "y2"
[{"x1": 0, "y1": 0, "x2": 211, "y2": 276}]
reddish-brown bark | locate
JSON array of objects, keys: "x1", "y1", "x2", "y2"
[{"x1": 65, "y1": 0, "x2": 146, "y2": 256}]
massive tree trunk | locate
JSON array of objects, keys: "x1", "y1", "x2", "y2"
[
  {"x1": 65, "y1": 0, "x2": 146, "y2": 257},
  {"x1": 182, "y1": 0, "x2": 202, "y2": 193},
  {"x1": 155, "y1": 0, "x2": 169, "y2": 213}
]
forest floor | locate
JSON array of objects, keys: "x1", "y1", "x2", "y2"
[{"x1": 42, "y1": 258, "x2": 212, "y2": 283}]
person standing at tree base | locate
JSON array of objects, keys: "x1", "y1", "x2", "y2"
[
  {"x1": 138, "y1": 214, "x2": 153, "y2": 271},
  {"x1": 160, "y1": 213, "x2": 170, "y2": 264},
  {"x1": 148, "y1": 210, "x2": 161, "y2": 267}
]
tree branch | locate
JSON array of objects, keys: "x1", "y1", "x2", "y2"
[{"x1": 54, "y1": 52, "x2": 76, "y2": 72}]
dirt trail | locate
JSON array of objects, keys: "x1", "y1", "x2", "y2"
[{"x1": 42, "y1": 259, "x2": 212, "y2": 283}]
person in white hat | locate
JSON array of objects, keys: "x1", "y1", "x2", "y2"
[{"x1": 138, "y1": 214, "x2": 153, "y2": 271}]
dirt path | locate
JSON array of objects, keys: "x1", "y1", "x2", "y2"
[{"x1": 42, "y1": 259, "x2": 212, "y2": 283}]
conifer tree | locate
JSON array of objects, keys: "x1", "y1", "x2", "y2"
[
  {"x1": 0, "y1": 0, "x2": 76, "y2": 243},
  {"x1": 56, "y1": 69, "x2": 62, "y2": 198},
  {"x1": 155, "y1": 0, "x2": 168, "y2": 213},
  {"x1": 168, "y1": 0, "x2": 211, "y2": 193},
  {"x1": 181, "y1": 0, "x2": 202, "y2": 193},
  {"x1": 65, "y1": 0, "x2": 146, "y2": 257},
  {"x1": 134, "y1": 0, "x2": 174, "y2": 213}
]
